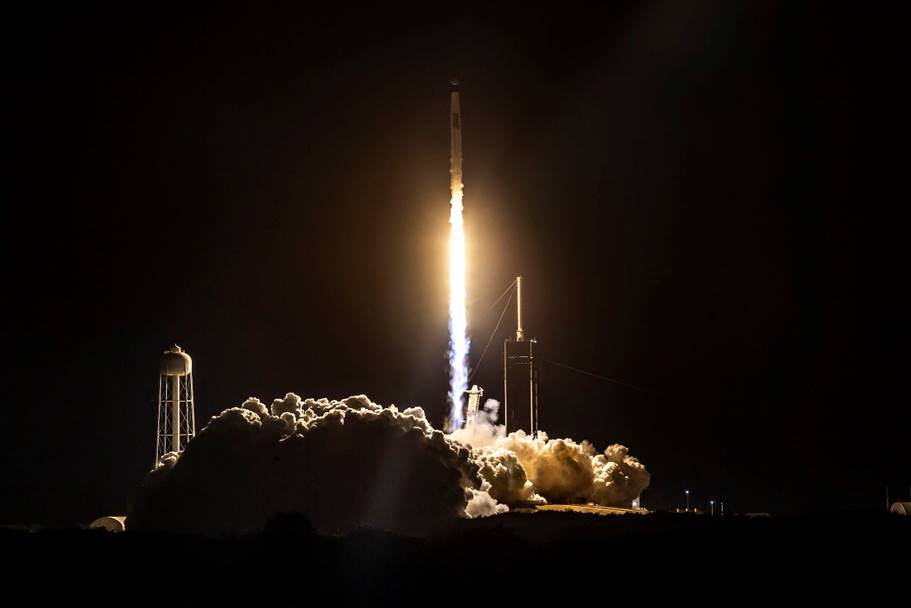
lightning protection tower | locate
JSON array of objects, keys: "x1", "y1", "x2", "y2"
[
  {"x1": 155, "y1": 345, "x2": 196, "y2": 465},
  {"x1": 504, "y1": 276, "x2": 539, "y2": 435}
]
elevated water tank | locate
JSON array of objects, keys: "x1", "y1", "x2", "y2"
[
  {"x1": 161, "y1": 345, "x2": 192, "y2": 376},
  {"x1": 156, "y1": 345, "x2": 196, "y2": 464}
]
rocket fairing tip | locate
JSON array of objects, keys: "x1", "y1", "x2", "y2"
[{"x1": 450, "y1": 78, "x2": 460, "y2": 91}]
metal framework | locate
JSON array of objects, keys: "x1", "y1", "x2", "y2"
[
  {"x1": 465, "y1": 384, "x2": 483, "y2": 428},
  {"x1": 155, "y1": 346, "x2": 196, "y2": 465},
  {"x1": 504, "y1": 276, "x2": 539, "y2": 435}
]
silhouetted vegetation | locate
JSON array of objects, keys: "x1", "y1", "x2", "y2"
[{"x1": 5, "y1": 511, "x2": 907, "y2": 603}]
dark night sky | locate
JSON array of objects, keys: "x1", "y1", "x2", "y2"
[{"x1": 5, "y1": 2, "x2": 905, "y2": 524}]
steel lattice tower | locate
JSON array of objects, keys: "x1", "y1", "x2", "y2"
[
  {"x1": 504, "y1": 277, "x2": 539, "y2": 435},
  {"x1": 155, "y1": 345, "x2": 196, "y2": 465}
]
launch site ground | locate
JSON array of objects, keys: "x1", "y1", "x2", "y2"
[
  {"x1": 532, "y1": 503, "x2": 645, "y2": 515},
  {"x1": 5, "y1": 510, "x2": 906, "y2": 602}
]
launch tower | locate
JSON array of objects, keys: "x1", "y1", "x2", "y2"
[
  {"x1": 155, "y1": 345, "x2": 196, "y2": 465},
  {"x1": 504, "y1": 277, "x2": 539, "y2": 434}
]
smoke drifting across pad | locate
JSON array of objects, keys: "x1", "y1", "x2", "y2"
[
  {"x1": 129, "y1": 394, "x2": 648, "y2": 536},
  {"x1": 451, "y1": 400, "x2": 651, "y2": 506},
  {"x1": 129, "y1": 394, "x2": 499, "y2": 536}
]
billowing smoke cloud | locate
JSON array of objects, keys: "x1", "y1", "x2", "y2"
[
  {"x1": 129, "y1": 394, "x2": 648, "y2": 537},
  {"x1": 129, "y1": 394, "x2": 501, "y2": 537},
  {"x1": 451, "y1": 399, "x2": 650, "y2": 506}
]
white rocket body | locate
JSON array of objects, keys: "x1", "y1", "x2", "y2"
[
  {"x1": 447, "y1": 78, "x2": 470, "y2": 430},
  {"x1": 450, "y1": 80, "x2": 462, "y2": 197}
]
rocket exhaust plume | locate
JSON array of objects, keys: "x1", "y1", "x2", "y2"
[{"x1": 448, "y1": 79, "x2": 469, "y2": 430}]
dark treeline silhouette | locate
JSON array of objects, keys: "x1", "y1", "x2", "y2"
[{"x1": 6, "y1": 511, "x2": 908, "y2": 603}]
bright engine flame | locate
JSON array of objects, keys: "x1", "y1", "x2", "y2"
[{"x1": 448, "y1": 186, "x2": 469, "y2": 431}]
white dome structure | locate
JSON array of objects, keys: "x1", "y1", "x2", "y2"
[{"x1": 90, "y1": 516, "x2": 126, "y2": 532}]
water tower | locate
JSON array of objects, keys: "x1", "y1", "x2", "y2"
[{"x1": 155, "y1": 345, "x2": 196, "y2": 465}]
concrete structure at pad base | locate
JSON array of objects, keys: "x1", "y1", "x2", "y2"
[
  {"x1": 90, "y1": 516, "x2": 126, "y2": 532},
  {"x1": 534, "y1": 504, "x2": 648, "y2": 516}
]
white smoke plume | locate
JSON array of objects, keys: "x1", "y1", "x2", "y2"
[
  {"x1": 129, "y1": 394, "x2": 648, "y2": 537},
  {"x1": 129, "y1": 394, "x2": 502, "y2": 537},
  {"x1": 451, "y1": 399, "x2": 651, "y2": 506}
]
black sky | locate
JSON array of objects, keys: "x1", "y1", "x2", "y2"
[{"x1": 5, "y1": 2, "x2": 906, "y2": 523}]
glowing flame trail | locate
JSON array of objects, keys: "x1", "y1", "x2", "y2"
[
  {"x1": 448, "y1": 188, "x2": 468, "y2": 430},
  {"x1": 448, "y1": 81, "x2": 469, "y2": 430}
]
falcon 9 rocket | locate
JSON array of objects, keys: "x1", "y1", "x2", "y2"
[{"x1": 447, "y1": 79, "x2": 469, "y2": 430}]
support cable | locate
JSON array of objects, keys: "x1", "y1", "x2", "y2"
[
  {"x1": 541, "y1": 359, "x2": 653, "y2": 394},
  {"x1": 468, "y1": 287, "x2": 515, "y2": 384},
  {"x1": 477, "y1": 278, "x2": 517, "y2": 322}
]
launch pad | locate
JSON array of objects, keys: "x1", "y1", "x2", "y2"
[{"x1": 534, "y1": 504, "x2": 647, "y2": 516}]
